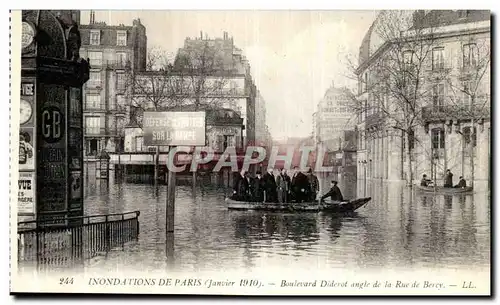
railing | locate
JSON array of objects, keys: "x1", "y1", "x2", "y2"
[
  {"x1": 108, "y1": 105, "x2": 128, "y2": 114},
  {"x1": 422, "y1": 105, "x2": 490, "y2": 122},
  {"x1": 208, "y1": 116, "x2": 244, "y2": 125},
  {"x1": 17, "y1": 211, "x2": 140, "y2": 267},
  {"x1": 85, "y1": 127, "x2": 107, "y2": 136},
  {"x1": 105, "y1": 60, "x2": 131, "y2": 70},
  {"x1": 84, "y1": 104, "x2": 106, "y2": 111}
]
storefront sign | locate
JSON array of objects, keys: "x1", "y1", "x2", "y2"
[{"x1": 143, "y1": 111, "x2": 206, "y2": 146}]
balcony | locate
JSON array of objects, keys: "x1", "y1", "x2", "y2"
[
  {"x1": 205, "y1": 88, "x2": 248, "y2": 98},
  {"x1": 421, "y1": 105, "x2": 490, "y2": 122},
  {"x1": 365, "y1": 112, "x2": 385, "y2": 130},
  {"x1": 108, "y1": 105, "x2": 128, "y2": 114},
  {"x1": 207, "y1": 116, "x2": 244, "y2": 125},
  {"x1": 105, "y1": 60, "x2": 131, "y2": 70},
  {"x1": 85, "y1": 127, "x2": 106, "y2": 136},
  {"x1": 107, "y1": 127, "x2": 126, "y2": 137},
  {"x1": 84, "y1": 104, "x2": 106, "y2": 112}
]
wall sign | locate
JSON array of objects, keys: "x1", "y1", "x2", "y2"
[{"x1": 41, "y1": 106, "x2": 65, "y2": 144}]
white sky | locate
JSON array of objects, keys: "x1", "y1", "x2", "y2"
[{"x1": 81, "y1": 10, "x2": 377, "y2": 139}]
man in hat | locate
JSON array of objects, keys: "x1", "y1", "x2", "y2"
[
  {"x1": 320, "y1": 180, "x2": 344, "y2": 202},
  {"x1": 306, "y1": 168, "x2": 319, "y2": 201}
]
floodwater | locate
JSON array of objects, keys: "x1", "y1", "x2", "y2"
[{"x1": 74, "y1": 167, "x2": 491, "y2": 275}]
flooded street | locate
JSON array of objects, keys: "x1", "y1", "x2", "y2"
[{"x1": 78, "y1": 168, "x2": 490, "y2": 274}]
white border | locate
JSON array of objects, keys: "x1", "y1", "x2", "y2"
[{"x1": 2, "y1": 0, "x2": 498, "y2": 304}]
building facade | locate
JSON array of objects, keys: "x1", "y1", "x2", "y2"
[
  {"x1": 79, "y1": 15, "x2": 147, "y2": 157},
  {"x1": 255, "y1": 90, "x2": 272, "y2": 149},
  {"x1": 313, "y1": 83, "x2": 356, "y2": 151},
  {"x1": 355, "y1": 10, "x2": 490, "y2": 186}
]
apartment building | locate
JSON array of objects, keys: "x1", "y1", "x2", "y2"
[
  {"x1": 313, "y1": 83, "x2": 356, "y2": 151},
  {"x1": 355, "y1": 10, "x2": 490, "y2": 185},
  {"x1": 79, "y1": 13, "x2": 147, "y2": 157}
]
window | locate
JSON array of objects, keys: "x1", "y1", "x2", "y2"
[
  {"x1": 89, "y1": 71, "x2": 101, "y2": 87},
  {"x1": 462, "y1": 127, "x2": 477, "y2": 147},
  {"x1": 432, "y1": 48, "x2": 445, "y2": 70},
  {"x1": 431, "y1": 128, "x2": 445, "y2": 149},
  {"x1": 462, "y1": 81, "x2": 473, "y2": 108},
  {"x1": 432, "y1": 83, "x2": 445, "y2": 110},
  {"x1": 116, "y1": 73, "x2": 126, "y2": 90},
  {"x1": 135, "y1": 136, "x2": 144, "y2": 152},
  {"x1": 116, "y1": 95, "x2": 126, "y2": 110},
  {"x1": 85, "y1": 116, "x2": 101, "y2": 134},
  {"x1": 403, "y1": 50, "x2": 414, "y2": 69},
  {"x1": 88, "y1": 51, "x2": 102, "y2": 66},
  {"x1": 117, "y1": 31, "x2": 127, "y2": 46},
  {"x1": 458, "y1": 10, "x2": 469, "y2": 18},
  {"x1": 90, "y1": 30, "x2": 100, "y2": 46},
  {"x1": 85, "y1": 94, "x2": 101, "y2": 110},
  {"x1": 363, "y1": 73, "x2": 368, "y2": 91},
  {"x1": 463, "y1": 43, "x2": 478, "y2": 68},
  {"x1": 116, "y1": 52, "x2": 127, "y2": 67}
]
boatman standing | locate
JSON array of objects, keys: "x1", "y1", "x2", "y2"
[{"x1": 320, "y1": 180, "x2": 344, "y2": 202}]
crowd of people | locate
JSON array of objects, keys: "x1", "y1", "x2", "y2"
[{"x1": 231, "y1": 167, "x2": 345, "y2": 203}]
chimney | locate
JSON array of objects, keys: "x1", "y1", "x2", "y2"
[
  {"x1": 200, "y1": 31, "x2": 203, "y2": 39},
  {"x1": 90, "y1": 10, "x2": 95, "y2": 24}
]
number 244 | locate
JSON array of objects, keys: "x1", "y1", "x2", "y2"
[{"x1": 59, "y1": 277, "x2": 74, "y2": 285}]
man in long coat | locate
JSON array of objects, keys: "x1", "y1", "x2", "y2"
[
  {"x1": 262, "y1": 168, "x2": 278, "y2": 202},
  {"x1": 290, "y1": 167, "x2": 311, "y2": 203}
]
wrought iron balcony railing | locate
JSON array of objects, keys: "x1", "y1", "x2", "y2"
[{"x1": 422, "y1": 105, "x2": 490, "y2": 122}]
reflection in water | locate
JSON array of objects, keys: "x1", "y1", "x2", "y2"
[{"x1": 71, "y1": 170, "x2": 493, "y2": 273}]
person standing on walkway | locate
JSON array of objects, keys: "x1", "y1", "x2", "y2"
[
  {"x1": 251, "y1": 171, "x2": 265, "y2": 202},
  {"x1": 276, "y1": 168, "x2": 291, "y2": 203},
  {"x1": 290, "y1": 166, "x2": 310, "y2": 203},
  {"x1": 306, "y1": 168, "x2": 319, "y2": 201},
  {"x1": 262, "y1": 168, "x2": 277, "y2": 202}
]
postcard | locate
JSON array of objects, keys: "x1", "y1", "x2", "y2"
[{"x1": 9, "y1": 9, "x2": 491, "y2": 296}]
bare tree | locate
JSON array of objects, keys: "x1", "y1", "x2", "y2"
[
  {"x1": 172, "y1": 40, "x2": 241, "y2": 112},
  {"x1": 344, "y1": 10, "x2": 441, "y2": 186},
  {"x1": 125, "y1": 42, "x2": 243, "y2": 180}
]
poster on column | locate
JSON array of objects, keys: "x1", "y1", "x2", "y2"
[
  {"x1": 19, "y1": 128, "x2": 35, "y2": 171},
  {"x1": 18, "y1": 171, "x2": 35, "y2": 214},
  {"x1": 37, "y1": 83, "x2": 67, "y2": 218}
]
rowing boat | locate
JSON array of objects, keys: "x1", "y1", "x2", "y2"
[
  {"x1": 416, "y1": 185, "x2": 473, "y2": 194},
  {"x1": 225, "y1": 197, "x2": 372, "y2": 213}
]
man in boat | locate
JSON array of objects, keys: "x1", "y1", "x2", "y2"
[
  {"x1": 262, "y1": 168, "x2": 278, "y2": 202},
  {"x1": 251, "y1": 171, "x2": 265, "y2": 202},
  {"x1": 290, "y1": 166, "x2": 310, "y2": 203},
  {"x1": 232, "y1": 170, "x2": 251, "y2": 201},
  {"x1": 420, "y1": 174, "x2": 432, "y2": 187},
  {"x1": 306, "y1": 168, "x2": 319, "y2": 201},
  {"x1": 276, "y1": 168, "x2": 291, "y2": 203},
  {"x1": 320, "y1": 180, "x2": 344, "y2": 202},
  {"x1": 453, "y1": 176, "x2": 467, "y2": 188},
  {"x1": 444, "y1": 169, "x2": 454, "y2": 188}
]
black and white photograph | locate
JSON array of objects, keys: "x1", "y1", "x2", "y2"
[{"x1": 8, "y1": 5, "x2": 492, "y2": 297}]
